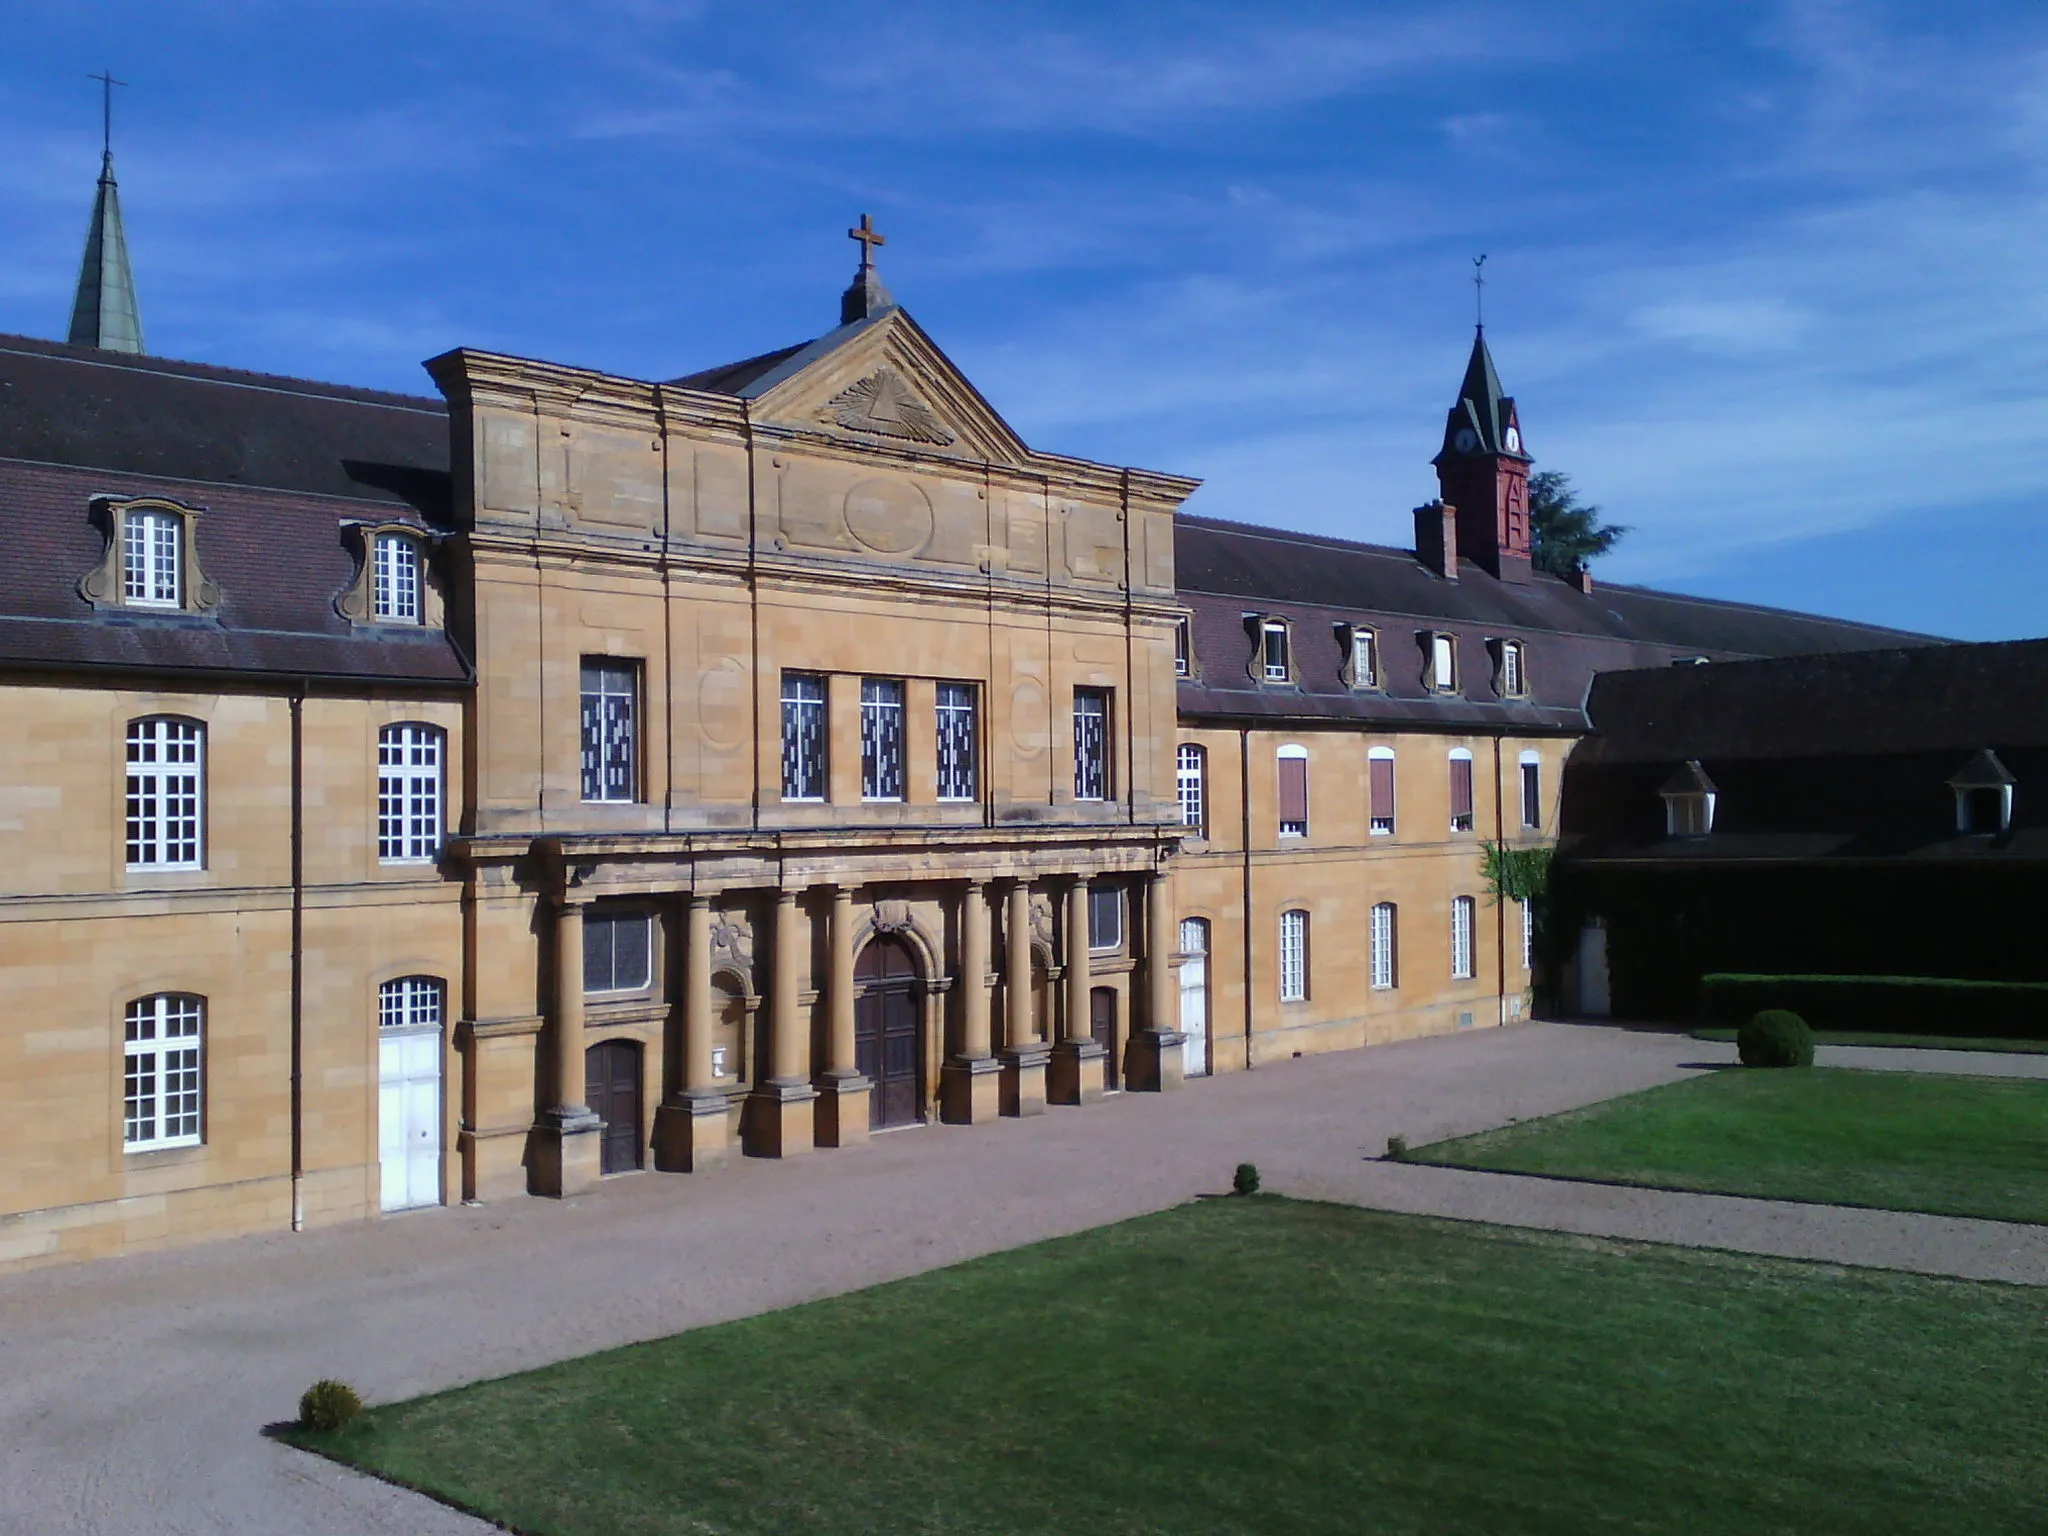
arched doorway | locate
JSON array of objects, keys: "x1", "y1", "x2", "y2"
[
  {"x1": 855, "y1": 936, "x2": 922, "y2": 1130},
  {"x1": 585, "y1": 1038, "x2": 643, "y2": 1174}
]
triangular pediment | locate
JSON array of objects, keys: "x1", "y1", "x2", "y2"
[{"x1": 742, "y1": 309, "x2": 1033, "y2": 466}]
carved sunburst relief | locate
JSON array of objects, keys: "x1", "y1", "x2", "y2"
[{"x1": 818, "y1": 369, "x2": 957, "y2": 446}]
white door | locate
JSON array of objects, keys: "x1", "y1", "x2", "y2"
[
  {"x1": 379, "y1": 1029, "x2": 442, "y2": 1212},
  {"x1": 1577, "y1": 920, "x2": 1611, "y2": 1018},
  {"x1": 1178, "y1": 918, "x2": 1209, "y2": 1077}
]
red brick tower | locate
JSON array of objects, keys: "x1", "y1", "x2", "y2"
[{"x1": 1431, "y1": 329, "x2": 1532, "y2": 582}]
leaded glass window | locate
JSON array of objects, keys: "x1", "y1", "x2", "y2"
[
  {"x1": 1073, "y1": 688, "x2": 1109, "y2": 801},
  {"x1": 126, "y1": 717, "x2": 203, "y2": 870},
  {"x1": 580, "y1": 658, "x2": 639, "y2": 803},
  {"x1": 861, "y1": 678, "x2": 905, "y2": 800},
  {"x1": 781, "y1": 672, "x2": 827, "y2": 801},
  {"x1": 125, "y1": 993, "x2": 203, "y2": 1150},
  {"x1": 935, "y1": 682, "x2": 978, "y2": 801}
]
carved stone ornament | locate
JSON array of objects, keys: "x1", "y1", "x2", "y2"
[
  {"x1": 818, "y1": 369, "x2": 957, "y2": 446},
  {"x1": 872, "y1": 899, "x2": 913, "y2": 935},
  {"x1": 709, "y1": 917, "x2": 754, "y2": 977},
  {"x1": 1030, "y1": 895, "x2": 1056, "y2": 951}
]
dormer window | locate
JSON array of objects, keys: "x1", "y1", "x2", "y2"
[
  {"x1": 373, "y1": 533, "x2": 422, "y2": 623},
  {"x1": 123, "y1": 508, "x2": 182, "y2": 607},
  {"x1": 1174, "y1": 617, "x2": 1192, "y2": 677},
  {"x1": 1661, "y1": 760, "x2": 1717, "y2": 837},
  {"x1": 1260, "y1": 619, "x2": 1291, "y2": 682},
  {"x1": 1426, "y1": 632, "x2": 1458, "y2": 693},
  {"x1": 1949, "y1": 749, "x2": 2015, "y2": 835},
  {"x1": 1345, "y1": 625, "x2": 1379, "y2": 690},
  {"x1": 1498, "y1": 640, "x2": 1526, "y2": 697}
]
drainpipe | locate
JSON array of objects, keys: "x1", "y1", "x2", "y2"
[
  {"x1": 1492, "y1": 733, "x2": 1507, "y2": 1027},
  {"x1": 1240, "y1": 725, "x2": 1255, "y2": 1069},
  {"x1": 289, "y1": 682, "x2": 306, "y2": 1232}
]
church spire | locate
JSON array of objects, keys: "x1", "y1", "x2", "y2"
[
  {"x1": 1431, "y1": 321, "x2": 1532, "y2": 583},
  {"x1": 67, "y1": 72, "x2": 144, "y2": 355}
]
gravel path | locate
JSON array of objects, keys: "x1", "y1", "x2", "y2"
[{"x1": 2, "y1": 1021, "x2": 2042, "y2": 1536}]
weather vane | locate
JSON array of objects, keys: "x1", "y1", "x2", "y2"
[
  {"x1": 88, "y1": 68, "x2": 127, "y2": 157},
  {"x1": 1472, "y1": 254, "x2": 1487, "y2": 331}
]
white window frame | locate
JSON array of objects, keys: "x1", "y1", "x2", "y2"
[
  {"x1": 1350, "y1": 627, "x2": 1379, "y2": 690},
  {"x1": 1174, "y1": 617, "x2": 1192, "y2": 678},
  {"x1": 1278, "y1": 908, "x2": 1309, "y2": 1002},
  {"x1": 935, "y1": 681, "x2": 979, "y2": 802},
  {"x1": 372, "y1": 532, "x2": 422, "y2": 623},
  {"x1": 1449, "y1": 746, "x2": 1476, "y2": 834},
  {"x1": 1177, "y1": 743, "x2": 1207, "y2": 834},
  {"x1": 126, "y1": 716, "x2": 205, "y2": 871},
  {"x1": 1519, "y1": 750, "x2": 1542, "y2": 831},
  {"x1": 122, "y1": 508, "x2": 183, "y2": 608},
  {"x1": 1520, "y1": 899, "x2": 1535, "y2": 971},
  {"x1": 1369, "y1": 746, "x2": 1396, "y2": 836},
  {"x1": 860, "y1": 678, "x2": 907, "y2": 802},
  {"x1": 780, "y1": 672, "x2": 828, "y2": 802},
  {"x1": 378, "y1": 723, "x2": 444, "y2": 864},
  {"x1": 124, "y1": 993, "x2": 204, "y2": 1150},
  {"x1": 1261, "y1": 619, "x2": 1291, "y2": 682},
  {"x1": 1451, "y1": 895, "x2": 1476, "y2": 980},
  {"x1": 379, "y1": 975, "x2": 444, "y2": 1031},
  {"x1": 1277, "y1": 743, "x2": 1309, "y2": 839},
  {"x1": 1371, "y1": 902, "x2": 1397, "y2": 990},
  {"x1": 1499, "y1": 640, "x2": 1525, "y2": 697},
  {"x1": 1428, "y1": 632, "x2": 1458, "y2": 692},
  {"x1": 1664, "y1": 792, "x2": 1716, "y2": 837}
]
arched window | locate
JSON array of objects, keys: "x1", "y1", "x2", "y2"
[
  {"x1": 378, "y1": 976, "x2": 444, "y2": 1030},
  {"x1": 1449, "y1": 747, "x2": 1476, "y2": 833},
  {"x1": 1451, "y1": 895, "x2": 1477, "y2": 980},
  {"x1": 1371, "y1": 903, "x2": 1398, "y2": 990},
  {"x1": 1369, "y1": 747, "x2": 1396, "y2": 835},
  {"x1": 1278, "y1": 909, "x2": 1309, "y2": 1002},
  {"x1": 125, "y1": 993, "x2": 204, "y2": 1150},
  {"x1": 126, "y1": 717, "x2": 205, "y2": 870},
  {"x1": 378, "y1": 724, "x2": 445, "y2": 863},
  {"x1": 1277, "y1": 744, "x2": 1309, "y2": 838},
  {"x1": 1177, "y1": 744, "x2": 1207, "y2": 834},
  {"x1": 372, "y1": 532, "x2": 423, "y2": 623}
]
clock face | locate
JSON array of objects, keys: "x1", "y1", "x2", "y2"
[
  {"x1": 1504, "y1": 426, "x2": 1522, "y2": 452},
  {"x1": 1453, "y1": 427, "x2": 1480, "y2": 454}
]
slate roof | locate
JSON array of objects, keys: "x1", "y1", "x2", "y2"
[{"x1": 0, "y1": 335, "x2": 466, "y2": 685}]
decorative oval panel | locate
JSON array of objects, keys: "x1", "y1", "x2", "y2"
[
  {"x1": 844, "y1": 478, "x2": 934, "y2": 556},
  {"x1": 697, "y1": 657, "x2": 749, "y2": 751},
  {"x1": 1010, "y1": 679, "x2": 1048, "y2": 758}
]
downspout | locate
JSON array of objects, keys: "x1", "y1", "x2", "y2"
[
  {"x1": 289, "y1": 682, "x2": 306, "y2": 1232},
  {"x1": 1240, "y1": 725, "x2": 1255, "y2": 1069},
  {"x1": 1492, "y1": 733, "x2": 1507, "y2": 1027}
]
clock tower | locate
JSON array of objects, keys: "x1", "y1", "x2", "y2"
[{"x1": 1431, "y1": 328, "x2": 1533, "y2": 582}]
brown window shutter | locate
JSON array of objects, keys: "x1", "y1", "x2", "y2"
[
  {"x1": 1370, "y1": 756, "x2": 1395, "y2": 818},
  {"x1": 1450, "y1": 757, "x2": 1475, "y2": 819},
  {"x1": 1278, "y1": 757, "x2": 1308, "y2": 824}
]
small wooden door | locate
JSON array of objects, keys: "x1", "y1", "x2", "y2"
[
  {"x1": 855, "y1": 938, "x2": 922, "y2": 1130},
  {"x1": 1179, "y1": 918, "x2": 1209, "y2": 1077},
  {"x1": 585, "y1": 1039, "x2": 643, "y2": 1174},
  {"x1": 1577, "y1": 920, "x2": 1611, "y2": 1018},
  {"x1": 378, "y1": 1028, "x2": 441, "y2": 1211},
  {"x1": 1091, "y1": 986, "x2": 1119, "y2": 1089}
]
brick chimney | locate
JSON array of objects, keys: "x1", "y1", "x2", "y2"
[{"x1": 1414, "y1": 500, "x2": 1458, "y2": 580}]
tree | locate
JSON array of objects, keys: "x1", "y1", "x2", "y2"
[{"x1": 1528, "y1": 470, "x2": 1628, "y2": 578}]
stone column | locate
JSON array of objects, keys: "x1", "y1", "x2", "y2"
[
  {"x1": 998, "y1": 878, "x2": 1049, "y2": 1116},
  {"x1": 1130, "y1": 868, "x2": 1187, "y2": 1092},
  {"x1": 942, "y1": 880, "x2": 1002, "y2": 1123},
  {"x1": 815, "y1": 884, "x2": 871, "y2": 1147},
  {"x1": 1048, "y1": 874, "x2": 1107, "y2": 1105},
  {"x1": 746, "y1": 886, "x2": 816, "y2": 1158},
  {"x1": 531, "y1": 895, "x2": 602, "y2": 1197},
  {"x1": 653, "y1": 893, "x2": 732, "y2": 1172}
]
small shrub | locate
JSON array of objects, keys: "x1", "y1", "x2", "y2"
[
  {"x1": 299, "y1": 1379, "x2": 364, "y2": 1433},
  {"x1": 1739, "y1": 1009, "x2": 1815, "y2": 1069},
  {"x1": 1385, "y1": 1134, "x2": 1409, "y2": 1161},
  {"x1": 1232, "y1": 1162, "x2": 1261, "y2": 1196}
]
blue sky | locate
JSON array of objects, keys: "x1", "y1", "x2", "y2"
[{"x1": 4, "y1": 2, "x2": 2045, "y2": 639}]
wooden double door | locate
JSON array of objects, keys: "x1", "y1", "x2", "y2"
[
  {"x1": 585, "y1": 1039, "x2": 643, "y2": 1175},
  {"x1": 855, "y1": 937, "x2": 922, "y2": 1130}
]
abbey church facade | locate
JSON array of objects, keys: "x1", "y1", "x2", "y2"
[{"x1": 0, "y1": 201, "x2": 1922, "y2": 1269}]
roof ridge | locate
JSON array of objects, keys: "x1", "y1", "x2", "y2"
[
  {"x1": 0, "y1": 335, "x2": 446, "y2": 414},
  {"x1": 0, "y1": 453, "x2": 446, "y2": 511},
  {"x1": 1592, "y1": 576, "x2": 1941, "y2": 638}
]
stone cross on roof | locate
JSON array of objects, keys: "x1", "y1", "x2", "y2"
[{"x1": 848, "y1": 213, "x2": 886, "y2": 271}]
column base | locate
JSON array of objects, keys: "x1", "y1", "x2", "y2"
[
  {"x1": 940, "y1": 1055, "x2": 1003, "y2": 1124},
  {"x1": 527, "y1": 1109, "x2": 603, "y2": 1197},
  {"x1": 1128, "y1": 1028, "x2": 1188, "y2": 1093},
  {"x1": 743, "y1": 1078, "x2": 818, "y2": 1159},
  {"x1": 998, "y1": 1042, "x2": 1052, "y2": 1117},
  {"x1": 814, "y1": 1071, "x2": 873, "y2": 1149},
  {"x1": 652, "y1": 1090, "x2": 736, "y2": 1172},
  {"x1": 1046, "y1": 1039, "x2": 1108, "y2": 1106}
]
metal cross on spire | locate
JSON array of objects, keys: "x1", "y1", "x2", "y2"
[
  {"x1": 848, "y1": 213, "x2": 886, "y2": 271},
  {"x1": 89, "y1": 69, "x2": 127, "y2": 158},
  {"x1": 1472, "y1": 253, "x2": 1488, "y2": 332}
]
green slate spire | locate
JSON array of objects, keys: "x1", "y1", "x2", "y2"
[{"x1": 69, "y1": 72, "x2": 145, "y2": 354}]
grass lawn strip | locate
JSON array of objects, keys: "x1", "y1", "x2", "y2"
[
  {"x1": 288, "y1": 1198, "x2": 2048, "y2": 1536},
  {"x1": 1690, "y1": 1028, "x2": 2048, "y2": 1056},
  {"x1": 1411, "y1": 1066, "x2": 2048, "y2": 1224}
]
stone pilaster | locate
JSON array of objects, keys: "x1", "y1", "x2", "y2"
[
  {"x1": 815, "y1": 883, "x2": 872, "y2": 1147},
  {"x1": 654, "y1": 892, "x2": 733, "y2": 1171},
  {"x1": 998, "y1": 878, "x2": 1049, "y2": 1117},
  {"x1": 1048, "y1": 875, "x2": 1107, "y2": 1105},
  {"x1": 942, "y1": 879, "x2": 1001, "y2": 1123},
  {"x1": 747, "y1": 886, "x2": 816, "y2": 1157}
]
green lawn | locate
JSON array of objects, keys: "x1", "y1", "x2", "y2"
[
  {"x1": 1411, "y1": 1067, "x2": 2048, "y2": 1223},
  {"x1": 1690, "y1": 1027, "x2": 2048, "y2": 1055},
  {"x1": 288, "y1": 1198, "x2": 2048, "y2": 1536}
]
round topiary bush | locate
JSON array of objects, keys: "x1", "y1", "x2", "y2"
[
  {"x1": 1232, "y1": 1162, "x2": 1261, "y2": 1196},
  {"x1": 299, "y1": 1379, "x2": 364, "y2": 1433},
  {"x1": 1738, "y1": 1008, "x2": 1815, "y2": 1068}
]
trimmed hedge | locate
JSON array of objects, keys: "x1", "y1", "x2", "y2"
[{"x1": 1700, "y1": 974, "x2": 2048, "y2": 1041}]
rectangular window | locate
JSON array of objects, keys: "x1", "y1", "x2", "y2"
[
  {"x1": 860, "y1": 678, "x2": 906, "y2": 800},
  {"x1": 1500, "y1": 640, "x2": 1525, "y2": 697},
  {"x1": 1351, "y1": 628, "x2": 1378, "y2": 689},
  {"x1": 1369, "y1": 752, "x2": 1396, "y2": 836},
  {"x1": 1520, "y1": 759, "x2": 1541, "y2": 830},
  {"x1": 1089, "y1": 884, "x2": 1123, "y2": 952},
  {"x1": 1177, "y1": 744, "x2": 1206, "y2": 833},
  {"x1": 126, "y1": 717, "x2": 204, "y2": 870},
  {"x1": 935, "y1": 682, "x2": 979, "y2": 801},
  {"x1": 1371, "y1": 903, "x2": 1397, "y2": 990},
  {"x1": 1073, "y1": 688, "x2": 1110, "y2": 801},
  {"x1": 780, "y1": 672, "x2": 828, "y2": 801},
  {"x1": 584, "y1": 909, "x2": 652, "y2": 994},
  {"x1": 1666, "y1": 794, "x2": 1714, "y2": 837},
  {"x1": 1174, "y1": 618, "x2": 1191, "y2": 677},
  {"x1": 373, "y1": 533, "x2": 421, "y2": 623},
  {"x1": 379, "y1": 976, "x2": 444, "y2": 1031},
  {"x1": 1261, "y1": 620, "x2": 1290, "y2": 682},
  {"x1": 124, "y1": 993, "x2": 203, "y2": 1150},
  {"x1": 1430, "y1": 633, "x2": 1457, "y2": 692},
  {"x1": 1452, "y1": 895, "x2": 1476, "y2": 980},
  {"x1": 123, "y1": 508, "x2": 182, "y2": 607},
  {"x1": 580, "y1": 658, "x2": 639, "y2": 803},
  {"x1": 1520, "y1": 899, "x2": 1534, "y2": 971},
  {"x1": 1279, "y1": 909, "x2": 1309, "y2": 1002},
  {"x1": 1278, "y1": 751, "x2": 1309, "y2": 838},
  {"x1": 1450, "y1": 754, "x2": 1476, "y2": 833},
  {"x1": 378, "y1": 723, "x2": 443, "y2": 863}
]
